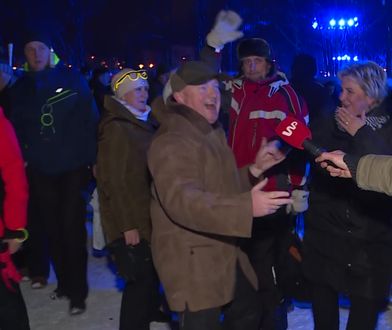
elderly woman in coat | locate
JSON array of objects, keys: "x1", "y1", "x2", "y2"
[
  {"x1": 303, "y1": 61, "x2": 392, "y2": 330},
  {"x1": 96, "y1": 68, "x2": 168, "y2": 330}
]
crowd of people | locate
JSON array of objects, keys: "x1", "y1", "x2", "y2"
[{"x1": 0, "y1": 8, "x2": 392, "y2": 330}]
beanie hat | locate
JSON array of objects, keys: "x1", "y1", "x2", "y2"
[
  {"x1": 170, "y1": 61, "x2": 221, "y2": 93},
  {"x1": 111, "y1": 68, "x2": 149, "y2": 99},
  {"x1": 22, "y1": 30, "x2": 52, "y2": 49},
  {"x1": 237, "y1": 38, "x2": 271, "y2": 61}
]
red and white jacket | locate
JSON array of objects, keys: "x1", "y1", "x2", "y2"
[{"x1": 225, "y1": 75, "x2": 309, "y2": 191}]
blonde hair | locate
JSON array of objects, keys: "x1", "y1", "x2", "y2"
[{"x1": 338, "y1": 61, "x2": 388, "y2": 104}]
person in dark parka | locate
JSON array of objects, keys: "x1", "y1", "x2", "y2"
[{"x1": 6, "y1": 32, "x2": 98, "y2": 315}]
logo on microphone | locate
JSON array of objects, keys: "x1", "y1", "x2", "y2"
[{"x1": 281, "y1": 121, "x2": 298, "y2": 136}]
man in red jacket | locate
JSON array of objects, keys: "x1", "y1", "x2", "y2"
[
  {"x1": 0, "y1": 106, "x2": 30, "y2": 329},
  {"x1": 204, "y1": 11, "x2": 309, "y2": 329},
  {"x1": 229, "y1": 37, "x2": 309, "y2": 330}
]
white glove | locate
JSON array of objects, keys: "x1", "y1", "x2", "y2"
[
  {"x1": 286, "y1": 189, "x2": 309, "y2": 214},
  {"x1": 206, "y1": 10, "x2": 244, "y2": 52}
]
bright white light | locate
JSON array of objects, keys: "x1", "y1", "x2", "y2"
[
  {"x1": 329, "y1": 19, "x2": 336, "y2": 27},
  {"x1": 333, "y1": 55, "x2": 357, "y2": 61},
  {"x1": 347, "y1": 19, "x2": 354, "y2": 26},
  {"x1": 338, "y1": 19, "x2": 345, "y2": 27},
  {"x1": 354, "y1": 17, "x2": 358, "y2": 21},
  {"x1": 312, "y1": 21, "x2": 318, "y2": 29}
]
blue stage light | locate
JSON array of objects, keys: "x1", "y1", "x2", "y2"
[
  {"x1": 333, "y1": 55, "x2": 358, "y2": 62},
  {"x1": 347, "y1": 19, "x2": 354, "y2": 26},
  {"x1": 329, "y1": 19, "x2": 336, "y2": 27},
  {"x1": 312, "y1": 20, "x2": 318, "y2": 29},
  {"x1": 338, "y1": 19, "x2": 345, "y2": 27}
]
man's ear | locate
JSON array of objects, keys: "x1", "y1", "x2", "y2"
[{"x1": 173, "y1": 91, "x2": 184, "y2": 104}]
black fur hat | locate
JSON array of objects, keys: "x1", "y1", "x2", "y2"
[{"x1": 237, "y1": 38, "x2": 271, "y2": 60}]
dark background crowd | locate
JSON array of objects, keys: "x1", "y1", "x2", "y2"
[{"x1": 0, "y1": 0, "x2": 391, "y2": 78}]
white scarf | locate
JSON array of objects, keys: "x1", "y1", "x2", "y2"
[{"x1": 115, "y1": 97, "x2": 151, "y2": 122}]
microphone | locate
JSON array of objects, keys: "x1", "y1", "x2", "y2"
[{"x1": 275, "y1": 117, "x2": 325, "y2": 158}]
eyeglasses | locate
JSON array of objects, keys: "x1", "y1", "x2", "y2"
[{"x1": 114, "y1": 70, "x2": 148, "y2": 90}]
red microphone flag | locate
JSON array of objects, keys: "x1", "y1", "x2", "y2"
[{"x1": 275, "y1": 117, "x2": 312, "y2": 150}]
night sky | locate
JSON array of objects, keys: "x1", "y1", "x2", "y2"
[{"x1": 0, "y1": 0, "x2": 391, "y2": 75}]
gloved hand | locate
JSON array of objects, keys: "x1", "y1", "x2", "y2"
[
  {"x1": 206, "y1": 10, "x2": 243, "y2": 52},
  {"x1": 286, "y1": 189, "x2": 309, "y2": 214},
  {"x1": 0, "y1": 63, "x2": 13, "y2": 91},
  {"x1": 0, "y1": 250, "x2": 22, "y2": 291}
]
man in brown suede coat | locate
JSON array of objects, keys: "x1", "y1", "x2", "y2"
[{"x1": 148, "y1": 61, "x2": 293, "y2": 330}]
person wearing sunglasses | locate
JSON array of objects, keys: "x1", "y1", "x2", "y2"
[{"x1": 96, "y1": 68, "x2": 170, "y2": 329}]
